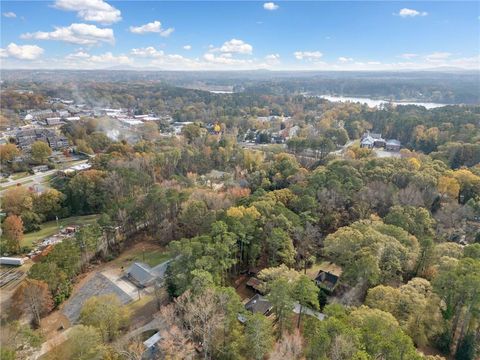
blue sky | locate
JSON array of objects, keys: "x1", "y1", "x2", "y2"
[{"x1": 1, "y1": 1, "x2": 479, "y2": 70}]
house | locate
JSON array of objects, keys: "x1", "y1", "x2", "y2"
[
  {"x1": 361, "y1": 131, "x2": 386, "y2": 148},
  {"x1": 44, "y1": 117, "x2": 64, "y2": 127},
  {"x1": 385, "y1": 139, "x2": 401, "y2": 151},
  {"x1": 244, "y1": 294, "x2": 273, "y2": 316},
  {"x1": 15, "y1": 128, "x2": 68, "y2": 150},
  {"x1": 32, "y1": 165, "x2": 49, "y2": 173},
  {"x1": 125, "y1": 262, "x2": 156, "y2": 288},
  {"x1": 124, "y1": 259, "x2": 171, "y2": 288},
  {"x1": 315, "y1": 271, "x2": 340, "y2": 292},
  {"x1": 143, "y1": 331, "x2": 161, "y2": 349}
]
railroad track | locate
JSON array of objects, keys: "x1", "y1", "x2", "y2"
[{"x1": 0, "y1": 268, "x2": 25, "y2": 289}]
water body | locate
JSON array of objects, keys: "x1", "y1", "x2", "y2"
[{"x1": 319, "y1": 95, "x2": 449, "y2": 109}]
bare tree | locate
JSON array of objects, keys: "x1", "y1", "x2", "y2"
[
  {"x1": 11, "y1": 279, "x2": 53, "y2": 328},
  {"x1": 175, "y1": 289, "x2": 225, "y2": 360},
  {"x1": 269, "y1": 330, "x2": 305, "y2": 360},
  {"x1": 158, "y1": 325, "x2": 195, "y2": 360}
]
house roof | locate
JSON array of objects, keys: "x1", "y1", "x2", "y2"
[
  {"x1": 126, "y1": 262, "x2": 155, "y2": 286},
  {"x1": 143, "y1": 332, "x2": 161, "y2": 348},
  {"x1": 245, "y1": 294, "x2": 272, "y2": 315},
  {"x1": 315, "y1": 271, "x2": 339, "y2": 291},
  {"x1": 386, "y1": 139, "x2": 401, "y2": 146},
  {"x1": 361, "y1": 137, "x2": 374, "y2": 145}
]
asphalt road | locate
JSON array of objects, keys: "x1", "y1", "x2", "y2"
[{"x1": 0, "y1": 159, "x2": 88, "y2": 195}]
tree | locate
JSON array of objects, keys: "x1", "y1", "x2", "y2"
[
  {"x1": 244, "y1": 313, "x2": 274, "y2": 360},
  {"x1": 33, "y1": 189, "x2": 65, "y2": 222},
  {"x1": 2, "y1": 186, "x2": 34, "y2": 216},
  {"x1": 28, "y1": 262, "x2": 71, "y2": 305},
  {"x1": 267, "y1": 228, "x2": 296, "y2": 267},
  {"x1": 178, "y1": 200, "x2": 215, "y2": 238},
  {"x1": 384, "y1": 206, "x2": 435, "y2": 239},
  {"x1": 45, "y1": 325, "x2": 104, "y2": 360},
  {"x1": 366, "y1": 278, "x2": 445, "y2": 347},
  {"x1": 140, "y1": 122, "x2": 159, "y2": 141},
  {"x1": 293, "y1": 275, "x2": 319, "y2": 328},
  {"x1": 11, "y1": 279, "x2": 53, "y2": 328},
  {"x1": 79, "y1": 294, "x2": 130, "y2": 342},
  {"x1": 323, "y1": 220, "x2": 419, "y2": 286},
  {"x1": 268, "y1": 278, "x2": 295, "y2": 335},
  {"x1": 438, "y1": 176, "x2": 460, "y2": 201},
  {"x1": 159, "y1": 325, "x2": 195, "y2": 360},
  {"x1": 433, "y1": 258, "x2": 480, "y2": 355},
  {"x1": 455, "y1": 333, "x2": 476, "y2": 360},
  {"x1": 175, "y1": 288, "x2": 225, "y2": 360},
  {"x1": 0, "y1": 143, "x2": 19, "y2": 164},
  {"x1": 30, "y1": 141, "x2": 52, "y2": 164},
  {"x1": 269, "y1": 329, "x2": 304, "y2": 360},
  {"x1": 66, "y1": 169, "x2": 107, "y2": 214},
  {"x1": 349, "y1": 306, "x2": 422, "y2": 360},
  {"x1": 2, "y1": 215, "x2": 23, "y2": 253}
]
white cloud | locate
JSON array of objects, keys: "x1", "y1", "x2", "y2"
[
  {"x1": 265, "y1": 53, "x2": 280, "y2": 64},
  {"x1": 338, "y1": 57, "x2": 353, "y2": 63},
  {"x1": 263, "y1": 2, "x2": 279, "y2": 11},
  {"x1": 183, "y1": 45, "x2": 192, "y2": 50},
  {"x1": 90, "y1": 52, "x2": 131, "y2": 64},
  {"x1": 54, "y1": 0, "x2": 121, "y2": 24},
  {"x1": 217, "y1": 39, "x2": 253, "y2": 54},
  {"x1": 400, "y1": 53, "x2": 418, "y2": 59},
  {"x1": 0, "y1": 43, "x2": 44, "y2": 60},
  {"x1": 425, "y1": 52, "x2": 452, "y2": 62},
  {"x1": 2, "y1": 12, "x2": 16, "y2": 18},
  {"x1": 21, "y1": 23, "x2": 114, "y2": 45},
  {"x1": 397, "y1": 8, "x2": 428, "y2": 17},
  {"x1": 65, "y1": 50, "x2": 91, "y2": 59},
  {"x1": 64, "y1": 51, "x2": 131, "y2": 66},
  {"x1": 129, "y1": 20, "x2": 174, "y2": 37},
  {"x1": 203, "y1": 52, "x2": 253, "y2": 65},
  {"x1": 131, "y1": 46, "x2": 164, "y2": 58},
  {"x1": 294, "y1": 51, "x2": 323, "y2": 61}
]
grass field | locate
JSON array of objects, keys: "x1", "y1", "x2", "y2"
[
  {"x1": 120, "y1": 249, "x2": 171, "y2": 268},
  {"x1": 11, "y1": 172, "x2": 30, "y2": 180},
  {"x1": 113, "y1": 243, "x2": 171, "y2": 268},
  {"x1": 0, "y1": 180, "x2": 34, "y2": 191},
  {"x1": 17, "y1": 214, "x2": 100, "y2": 248}
]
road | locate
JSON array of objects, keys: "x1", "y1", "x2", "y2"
[{"x1": 0, "y1": 159, "x2": 88, "y2": 195}]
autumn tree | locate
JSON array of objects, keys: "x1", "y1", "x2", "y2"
[
  {"x1": 30, "y1": 140, "x2": 52, "y2": 164},
  {"x1": 366, "y1": 278, "x2": 445, "y2": 346},
  {"x1": 11, "y1": 279, "x2": 53, "y2": 328},
  {"x1": 2, "y1": 215, "x2": 23, "y2": 253},
  {"x1": 0, "y1": 143, "x2": 19, "y2": 164},
  {"x1": 323, "y1": 220, "x2": 419, "y2": 286},
  {"x1": 79, "y1": 294, "x2": 130, "y2": 342},
  {"x1": 45, "y1": 325, "x2": 105, "y2": 360}
]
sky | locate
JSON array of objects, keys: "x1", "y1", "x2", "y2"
[{"x1": 1, "y1": 0, "x2": 479, "y2": 71}]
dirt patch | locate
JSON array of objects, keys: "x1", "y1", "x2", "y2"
[{"x1": 231, "y1": 275, "x2": 255, "y2": 301}]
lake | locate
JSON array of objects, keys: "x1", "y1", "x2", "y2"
[{"x1": 319, "y1": 95, "x2": 449, "y2": 109}]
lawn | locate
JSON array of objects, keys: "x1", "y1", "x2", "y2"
[
  {"x1": 11, "y1": 172, "x2": 30, "y2": 180},
  {"x1": 18, "y1": 214, "x2": 100, "y2": 249},
  {"x1": 0, "y1": 180, "x2": 33, "y2": 190},
  {"x1": 114, "y1": 244, "x2": 171, "y2": 268},
  {"x1": 121, "y1": 249, "x2": 171, "y2": 268}
]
